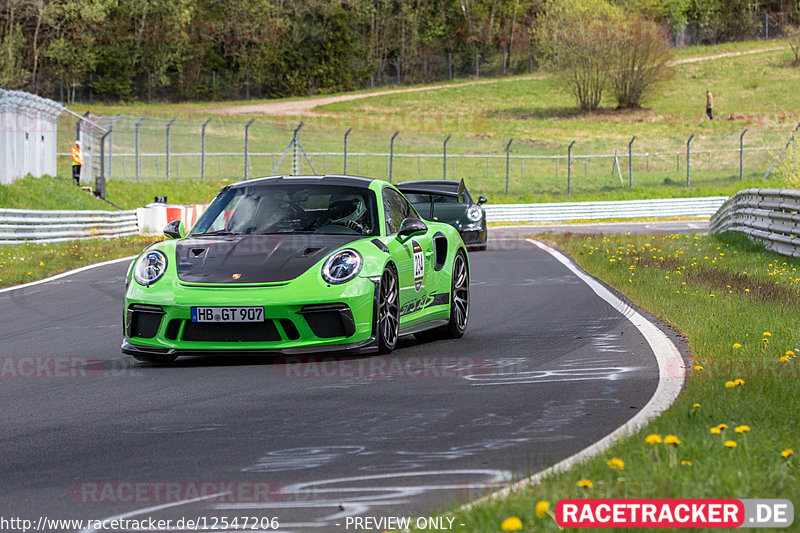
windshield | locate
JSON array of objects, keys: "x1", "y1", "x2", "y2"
[
  {"x1": 404, "y1": 193, "x2": 460, "y2": 204},
  {"x1": 190, "y1": 183, "x2": 379, "y2": 236}
]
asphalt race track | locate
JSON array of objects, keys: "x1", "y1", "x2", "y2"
[{"x1": 0, "y1": 234, "x2": 686, "y2": 533}]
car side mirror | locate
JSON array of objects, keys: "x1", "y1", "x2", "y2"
[
  {"x1": 397, "y1": 218, "x2": 428, "y2": 237},
  {"x1": 164, "y1": 220, "x2": 185, "y2": 239},
  {"x1": 477, "y1": 196, "x2": 488, "y2": 205}
]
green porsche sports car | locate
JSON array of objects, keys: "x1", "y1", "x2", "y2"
[{"x1": 122, "y1": 175, "x2": 470, "y2": 363}]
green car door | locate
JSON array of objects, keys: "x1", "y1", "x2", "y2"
[{"x1": 381, "y1": 186, "x2": 434, "y2": 322}]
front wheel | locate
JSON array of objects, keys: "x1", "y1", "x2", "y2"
[{"x1": 376, "y1": 265, "x2": 399, "y2": 354}]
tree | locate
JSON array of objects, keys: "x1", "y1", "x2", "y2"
[
  {"x1": 0, "y1": 23, "x2": 29, "y2": 87},
  {"x1": 537, "y1": 0, "x2": 622, "y2": 111},
  {"x1": 786, "y1": 24, "x2": 800, "y2": 65},
  {"x1": 1, "y1": 0, "x2": 30, "y2": 88},
  {"x1": 608, "y1": 16, "x2": 673, "y2": 108}
]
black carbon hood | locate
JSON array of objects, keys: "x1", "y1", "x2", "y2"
[{"x1": 176, "y1": 234, "x2": 362, "y2": 284}]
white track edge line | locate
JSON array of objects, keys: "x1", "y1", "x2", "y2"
[
  {"x1": 460, "y1": 238, "x2": 686, "y2": 509},
  {"x1": 0, "y1": 256, "x2": 137, "y2": 295}
]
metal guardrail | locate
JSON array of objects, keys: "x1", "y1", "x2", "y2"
[
  {"x1": 0, "y1": 196, "x2": 738, "y2": 245},
  {"x1": 710, "y1": 188, "x2": 800, "y2": 257},
  {"x1": 486, "y1": 197, "x2": 729, "y2": 223},
  {"x1": 0, "y1": 208, "x2": 138, "y2": 245}
]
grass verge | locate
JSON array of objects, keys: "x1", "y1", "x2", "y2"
[
  {"x1": 0, "y1": 236, "x2": 160, "y2": 289},
  {"x1": 2, "y1": 175, "x2": 750, "y2": 211},
  {"x1": 426, "y1": 231, "x2": 799, "y2": 531},
  {"x1": 0, "y1": 176, "x2": 116, "y2": 211}
]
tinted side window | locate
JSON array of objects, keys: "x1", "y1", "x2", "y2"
[{"x1": 383, "y1": 188, "x2": 417, "y2": 235}]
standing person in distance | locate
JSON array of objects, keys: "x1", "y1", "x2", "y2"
[
  {"x1": 706, "y1": 90, "x2": 714, "y2": 120},
  {"x1": 71, "y1": 140, "x2": 84, "y2": 185}
]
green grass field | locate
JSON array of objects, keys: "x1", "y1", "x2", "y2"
[
  {"x1": 428, "y1": 231, "x2": 799, "y2": 531},
  {"x1": 44, "y1": 39, "x2": 799, "y2": 201},
  {"x1": 0, "y1": 235, "x2": 159, "y2": 288}
]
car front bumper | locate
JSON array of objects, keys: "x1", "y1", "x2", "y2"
[{"x1": 123, "y1": 275, "x2": 379, "y2": 355}]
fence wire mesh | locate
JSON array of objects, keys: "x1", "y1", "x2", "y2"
[{"x1": 55, "y1": 113, "x2": 800, "y2": 197}]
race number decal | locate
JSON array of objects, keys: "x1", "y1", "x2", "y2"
[{"x1": 411, "y1": 240, "x2": 424, "y2": 292}]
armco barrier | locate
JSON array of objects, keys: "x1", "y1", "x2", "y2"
[
  {"x1": 710, "y1": 188, "x2": 800, "y2": 257},
  {"x1": 1, "y1": 197, "x2": 732, "y2": 244},
  {"x1": 0, "y1": 208, "x2": 138, "y2": 245},
  {"x1": 484, "y1": 197, "x2": 729, "y2": 224},
  {"x1": 134, "y1": 197, "x2": 727, "y2": 236}
]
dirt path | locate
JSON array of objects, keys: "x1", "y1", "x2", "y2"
[
  {"x1": 201, "y1": 75, "x2": 540, "y2": 116},
  {"x1": 202, "y1": 46, "x2": 788, "y2": 117}
]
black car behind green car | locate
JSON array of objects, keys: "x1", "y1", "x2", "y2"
[{"x1": 397, "y1": 179, "x2": 488, "y2": 251}]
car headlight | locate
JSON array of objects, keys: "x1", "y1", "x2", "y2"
[
  {"x1": 466, "y1": 205, "x2": 483, "y2": 222},
  {"x1": 321, "y1": 249, "x2": 363, "y2": 284},
  {"x1": 134, "y1": 250, "x2": 168, "y2": 287}
]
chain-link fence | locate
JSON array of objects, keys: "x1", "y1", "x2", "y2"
[{"x1": 55, "y1": 113, "x2": 800, "y2": 197}]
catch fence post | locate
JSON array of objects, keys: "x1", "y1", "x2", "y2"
[
  {"x1": 244, "y1": 118, "x2": 255, "y2": 180},
  {"x1": 568, "y1": 141, "x2": 576, "y2": 195},
  {"x1": 505, "y1": 138, "x2": 513, "y2": 195},
  {"x1": 201, "y1": 118, "x2": 213, "y2": 180},
  {"x1": 166, "y1": 118, "x2": 177, "y2": 181},
  {"x1": 628, "y1": 136, "x2": 636, "y2": 189},
  {"x1": 686, "y1": 134, "x2": 695, "y2": 189},
  {"x1": 389, "y1": 131, "x2": 399, "y2": 183},
  {"x1": 343, "y1": 127, "x2": 353, "y2": 174}
]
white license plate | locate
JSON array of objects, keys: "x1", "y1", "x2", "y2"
[{"x1": 191, "y1": 306, "x2": 264, "y2": 323}]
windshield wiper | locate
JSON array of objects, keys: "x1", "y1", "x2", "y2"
[{"x1": 194, "y1": 230, "x2": 238, "y2": 236}]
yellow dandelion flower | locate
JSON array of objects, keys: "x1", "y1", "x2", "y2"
[
  {"x1": 733, "y1": 343, "x2": 742, "y2": 349},
  {"x1": 725, "y1": 381, "x2": 736, "y2": 388},
  {"x1": 724, "y1": 440, "x2": 737, "y2": 448},
  {"x1": 717, "y1": 423, "x2": 728, "y2": 430},
  {"x1": 780, "y1": 356, "x2": 790, "y2": 363},
  {"x1": 535, "y1": 501, "x2": 550, "y2": 518},
  {"x1": 681, "y1": 460, "x2": 692, "y2": 466},
  {"x1": 710, "y1": 427, "x2": 722, "y2": 434},
  {"x1": 577, "y1": 479, "x2": 593, "y2": 489},
  {"x1": 645, "y1": 434, "x2": 662, "y2": 444},
  {"x1": 763, "y1": 331, "x2": 772, "y2": 337},
  {"x1": 39, "y1": 261, "x2": 44, "y2": 266},
  {"x1": 734, "y1": 378, "x2": 745, "y2": 386},
  {"x1": 734, "y1": 425, "x2": 750, "y2": 434},
  {"x1": 664, "y1": 435, "x2": 681, "y2": 446},
  {"x1": 607, "y1": 458, "x2": 625, "y2": 470},
  {"x1": 693, "y1": 403, "x2": 700, "y2": 408},
  {"x1": 781, "y1": 449, "x2": 794, "y2": 458},
  {"x1": 694, "y1": 365, "x2": 704, "y2": 370},
  {"x1": 787, "y1": 350, "x2": 795, "y2": 356},
  {"x1": 500, "y1": 517, "x2": 523, "y2": 531}
]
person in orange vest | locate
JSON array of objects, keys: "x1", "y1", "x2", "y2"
[{"x1": 71, "y1": 140, "x2": 84, "y2": 185}]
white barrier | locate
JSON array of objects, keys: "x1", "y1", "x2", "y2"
[
  {"x1": 134, "y1": 198, "x2": 728, "y2": 236},
  {"x1": 484, "y1": 197, "x2": 729, "y2": 223},
  {"x1": 710, "y1": 188, "x2": 800, "y2": 257},
  {"x1": 0, "y1": 208, "x2": 138, "y2": 245},
  {"x1": 136, "y1": 203, "x2": 208, "y2": 236}
]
